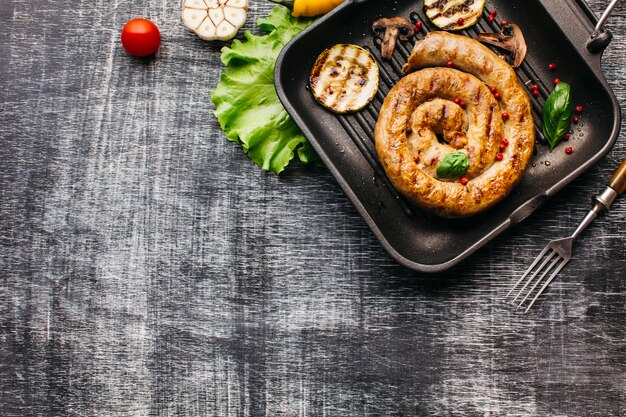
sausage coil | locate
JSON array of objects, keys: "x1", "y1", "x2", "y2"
[{"x1": 375, "y1": 32, "x2": 535, "y2": 218}]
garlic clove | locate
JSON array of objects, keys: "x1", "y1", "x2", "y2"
[
  {"x1": 215, "y1": 20, "x2": 237, "y2": 41},
  {"x1": 223, "y1": 6, "x2": 246, "y2": 28},
  {"x1": 196, "y1": 17, "x2": 217, "y2": 40},
  {"x1": 226, "y1": 0, "x2": 248, "y2": 8},
  {"x1": 209, "y1": 7, "x2": 225, "y2": 26},
  {"x1": 182, "y1": 8, "x2": 208, "y2": 31}
]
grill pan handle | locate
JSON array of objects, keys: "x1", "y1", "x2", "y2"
[{"x1": 587, "y1": 0, "x2": 621, "y2": 52}]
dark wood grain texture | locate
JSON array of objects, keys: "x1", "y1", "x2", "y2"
[{"x1": 0, "y1": 0, "x2": 624, "y2": 415}]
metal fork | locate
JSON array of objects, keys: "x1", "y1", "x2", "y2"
[{"x1": 507, "y1": 157, "x2": 626, "y2": 313}]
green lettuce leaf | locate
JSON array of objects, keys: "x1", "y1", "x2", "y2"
[{"x1": 211, "y1": 7, "x2": 318, "y2": 174}]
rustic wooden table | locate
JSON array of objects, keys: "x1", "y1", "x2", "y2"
[{"x1": 1, "y1": 0, "x2": 624, "y2": 415}]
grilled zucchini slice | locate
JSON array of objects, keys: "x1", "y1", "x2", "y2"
[
  {"x1": 424, "y1": 0, "x2": 486, "y2": 31},
  {"x1": 310, "y1": 44, "x2": 379, "y2": 114}
]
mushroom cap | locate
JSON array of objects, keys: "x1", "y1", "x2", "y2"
[
  {"x1": 477, "y1": 23, "x2": 527, "y2": 67},
  {"x1": 372, "y1": 17, "x2": 415, "y2": 36}
]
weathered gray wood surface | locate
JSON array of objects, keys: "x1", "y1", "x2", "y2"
[{"x1": 0, "y1": 0, "x2": 624, "y2": 415}]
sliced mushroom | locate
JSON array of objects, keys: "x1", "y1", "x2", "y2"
[
  {"x1": 477, "y1": 23, "x2": 527, "y2": 67},
  {"x1": 372, "y1": 17, "x2": 414, "y2": 60},
  {"x1": 182, "y1": 0, "x2": 248, "y2": 41}
]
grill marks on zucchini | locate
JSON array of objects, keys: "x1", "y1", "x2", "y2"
[
  {"x1": 424, "y1": 0, "x2": 485, "y2": 30},
  {"x1": 310, "y1": 44, "x2": 379, "y2": 114}
]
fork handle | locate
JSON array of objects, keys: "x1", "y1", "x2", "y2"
[
  {"x1": 608, "y1": 157, "x2": 626, "y2": 195},
  {"x1": 594, "y1": 157, "x2": 626, "y2": 210}
]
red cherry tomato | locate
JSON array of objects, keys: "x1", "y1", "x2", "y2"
[{"x1": 121, "y1": 18, "x2": 161, "y2": 57}]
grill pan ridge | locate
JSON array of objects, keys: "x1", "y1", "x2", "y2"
[{"x1": 275, "y1": 0, "x2": 621, "y2": 272}]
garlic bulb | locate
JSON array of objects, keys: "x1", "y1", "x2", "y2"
[{"x1": 182, "y1": 0, "x2": 248, "y2": 41}]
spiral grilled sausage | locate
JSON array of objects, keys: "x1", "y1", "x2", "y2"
[{"x1": 375, "y1": 32, "x2": 535, "y2": 218}]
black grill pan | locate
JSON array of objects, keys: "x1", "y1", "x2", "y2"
[{"x1": 275, "y1": 0, "x2": 621, "y2": 272}]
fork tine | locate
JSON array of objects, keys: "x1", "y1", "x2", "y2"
[
  {"x1": 523, "y1": 257, "x2": 570, "y2": 313},
  {"x1": 506, "y1": 245, "x2": 551, "y2": 298},
  {"x1": 510, "y1": 249, "x2": 558, "y2": 303},
  {"x1": 517, "y1": 254, "x2": 561, "y2": 308}
]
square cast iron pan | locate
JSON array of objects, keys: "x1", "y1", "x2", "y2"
[{"x1": 275, "y1": 0, "x2": 621, "y2": 272}]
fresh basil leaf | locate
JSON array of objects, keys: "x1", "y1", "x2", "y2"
[
  {"x1": 542, "y1": 82, "x2": 574, "y2": 151},
  {"x1": 436, "y1": 151, "x2": 469, "y2": 178}
]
